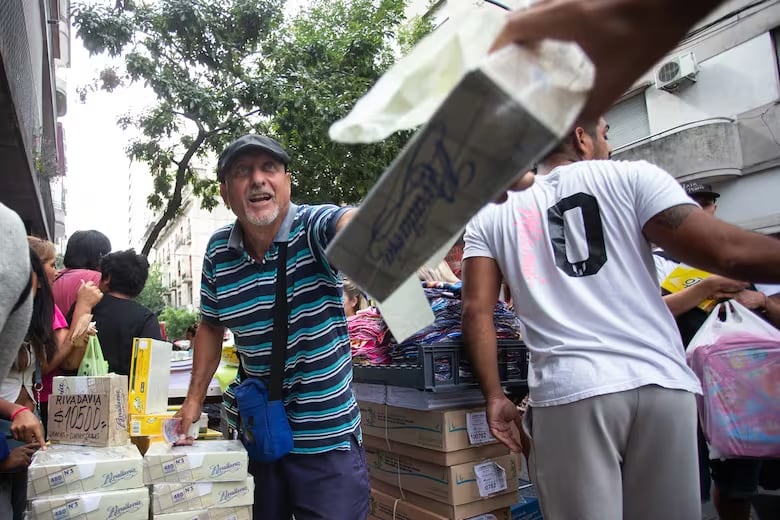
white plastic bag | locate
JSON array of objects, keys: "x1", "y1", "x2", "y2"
[
  {"x1": 687, "y1": 300, "x2": 780, "y2": 353},
  {"x1": 686, "y1": 300, "x2": 780, "y2": 458}
]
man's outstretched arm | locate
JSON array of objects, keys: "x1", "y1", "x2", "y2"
[
  {"x1": 491, "y1": 0, "x2": 727, "y2": 119},
  {"x1": 645, "y1": 205, "x2": 780, "y2": 283}
]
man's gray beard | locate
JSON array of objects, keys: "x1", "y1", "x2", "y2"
[{"x1": 247, "y1": 204, "x2": 280, "y2": 227}]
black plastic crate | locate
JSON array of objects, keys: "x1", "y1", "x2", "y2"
[{"x1": 352, "y1": 339, "x2": 528, "y2": 392}]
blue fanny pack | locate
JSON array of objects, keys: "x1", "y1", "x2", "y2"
[
  {"x1": 234, "y1": 241, "x2": 293, "y2": 462},
  {"x1": 234, "y1": 378, "x2": 293, "y2": 462}
]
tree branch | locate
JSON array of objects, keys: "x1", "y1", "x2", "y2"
[
  {"x1": 171, "y1": 110, "x2": 205, "y2": 133},
  {"x1": 141, "y1": 130, "x2": 207, "y2": 256}
]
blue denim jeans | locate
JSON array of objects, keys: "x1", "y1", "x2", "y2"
[{"x1": 248, "y1": 433, "x2": 369, "y2": 520}]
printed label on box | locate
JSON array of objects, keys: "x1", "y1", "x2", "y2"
[
  {"x1": 475, "y1": 461, "x2": 507, "y2": 498},
  {"x1": 466, "y1": 411, "x2": 495, "y2": 445}
]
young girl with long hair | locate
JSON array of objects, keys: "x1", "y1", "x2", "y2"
[{"x1": 26, "y1": 237, "x2": 102, "y2": 427}]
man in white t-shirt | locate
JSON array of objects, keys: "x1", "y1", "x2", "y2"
[{"x1": 461, "y1": 117, "x2": 780, "y2": 520}]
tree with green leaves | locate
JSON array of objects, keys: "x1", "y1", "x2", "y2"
[
  {"x1": 136, "y1": 264, "x2": 166, "y2": 314},
  {"x1": 73, "y1": 0, "x2": 431, "y2": 256},
  {"x1": 158, "y1": 306, "x2": 200, "y2": 342}
]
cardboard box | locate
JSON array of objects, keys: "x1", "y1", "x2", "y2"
[
  {"x1": 129, "y1": 337, "x2": 172, "y2": 415},
  {"x1": 359, "y1": 401, "x2": 498, "y2": 452},
  {"x1": 129, "y1": 412, "x2": 205, "y2": 438},
  {"x1": 366, "y1": 447, "x2": 518, "y2": 506},
  {"x1": 143, "y1": 440, "x2": 248, "y2": 484},
  {"x1": 371, "y1": 482, "x2": 516, "y2": 520},
  {"x1": 154, "y1": 507, "x2": 252, "y2": 520},
  {"x1": 151, "y1": 476, "x2": 254, "y2": 514},
  {"x1": 27, "y1": 486, "x2": 149, "y2": 520},
  {"x1": 363, "y1": 434, "x2": 508, "y2": 466},
  {"x1": 27, "y1": 443, "x2": 143, "y2": 498},
  {"x1": 48, "y1": 374, "x2": 129, "y2": 447}
]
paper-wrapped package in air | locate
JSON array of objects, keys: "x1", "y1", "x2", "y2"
[
  {"x1": 143, "y1": 440, "x2": 248, "y2": 484},
  {"x1": 27, "y1": 443, "x2": 143, "y2": 498},
  {"x1": 327, "y1": 41, "x2": 594, "y2": 302},
  {"x1": 26, "y1": 487, "x2": 149, "y2": 520},
  {"x1": 151, "y1": 476, "x2": 254, "y2": 514}
]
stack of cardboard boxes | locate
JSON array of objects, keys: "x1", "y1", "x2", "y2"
[
  {"x1": 143, "y1": 439, "x2": 253, "y2": 519},
  {"x1": 26, "y1": 373, "x2": 150, "y2": 519},
  {"x1": 360, "y1": 400, "x2": 520, "y2": 520}
]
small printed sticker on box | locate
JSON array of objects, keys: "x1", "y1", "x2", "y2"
[
  {"x1": 466, "y1": 411, "x2": 496, "y2": 445},
  {"x1": 171, "y1": 484, "x2": 196, "y2": 504},
  {"x1": 474, "y1": 461, "x2": 507, "y2": 498}
]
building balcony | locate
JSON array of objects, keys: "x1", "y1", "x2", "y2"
[{"x1": 612, "y1": 118, "x2": 743, "y2": 183}]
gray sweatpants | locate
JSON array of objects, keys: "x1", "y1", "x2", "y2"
[{"x1": 523, "y1": 385, "x2": 700, "y2": 520}]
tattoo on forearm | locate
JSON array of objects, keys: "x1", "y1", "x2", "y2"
[{"x1": 653, "y1": 204, "x2": 695, "y2": 230}]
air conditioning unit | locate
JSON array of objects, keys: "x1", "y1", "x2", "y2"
[{"x1": 655, "y1": 51, "x2": 699, "y2": 92}]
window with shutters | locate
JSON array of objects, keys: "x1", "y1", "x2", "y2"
[{"x1": 604, "y1": 92, "x2": 651, "y2": 149}]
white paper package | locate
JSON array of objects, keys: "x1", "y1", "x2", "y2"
[
  {"x1": 143, "y1": 440, "x2": 249, "y2": 484},
  {"x1": 26, "y1": 486, "x2": 149, "y2": 520},
  {"x1": 327, "y1": 42, "x2": 594, "y2": 305},
  {"x1": 153, "y1": 506, "x2": 252, "y2": 520},
  {"x1": 27, "y1": 443, "x2": 143, "y2": 498},
  {"x1": 151, "y1": 475, "x2": 255, "y2": 514}
]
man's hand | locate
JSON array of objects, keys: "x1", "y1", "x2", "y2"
[
  {"x1": 173, "y1": 399, "x2": 203, "y2": 446},
  {"x1": 486, "y1": 396, "x2": 524, "y2": 453},
  {"x1": 11, "y1": 408, "x2": 45, "y2": 449},
  {"x1": 732, "y1": 289, "x2": 767, "y2": 310},
  {"x1": 490, "y1": 0, "x2": 725, "y2": 120},
  {"x1": 0, "y1": 443, "x2": 39, "y2": 471},
  {"x1": 703, "y1": 275, "x2": 748, "y2": 299}
]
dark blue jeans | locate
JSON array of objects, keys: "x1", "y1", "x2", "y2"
[{"x1": 249, "y1": 433, "x2": 369, "y2": 520}]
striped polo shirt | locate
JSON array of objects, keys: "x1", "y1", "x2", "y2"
[{"x1": 200, "y1": 203, "x2": 361, "y2": 454}]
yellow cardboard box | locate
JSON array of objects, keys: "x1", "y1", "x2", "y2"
[
  {"x1": 661, "y1": 265, "x2": 716, "y2": 312},
  {"x1": 129, "y1": 412, "x2": 206, "y2": 438},
  {"x1": 359, "y1": 401, "x2": 497, "y2": 452},
  {"x1": 371, "y1": 480, "x2": 517, "y2": 520},
  {"x1": 366, "y1": 447, "x2": 518, "y2": 506},
  {"x1": 129, "y1": 338, "x2": 172, "y2": 415}
]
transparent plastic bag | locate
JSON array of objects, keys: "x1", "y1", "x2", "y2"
[{"x1": 687, "y1": 301, "x2": 780, "y2": 458}]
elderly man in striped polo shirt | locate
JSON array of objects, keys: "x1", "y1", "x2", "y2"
[{"x1": 177, "y1": 135, "x2": 367, "y2": 519}]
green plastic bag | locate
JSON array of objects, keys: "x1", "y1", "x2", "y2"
[{"x1": 78, "y1": 335, "x2": 109, "y2": 376}]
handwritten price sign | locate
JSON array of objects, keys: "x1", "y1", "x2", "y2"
[{"x1": 48, "y1": 393, "x2": 110, "y2": 446}]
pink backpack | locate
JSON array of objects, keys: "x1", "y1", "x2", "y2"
[{"x1": 686, "y1": 301, "x2": 780, "y2": 459}]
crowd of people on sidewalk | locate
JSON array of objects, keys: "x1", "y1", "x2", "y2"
[
  {"x1": 0, "y1": 228, "x2": 164, "y2": 518},
  {"x1": 1, "y1": 0, "x2": 778, "y2": 519}
]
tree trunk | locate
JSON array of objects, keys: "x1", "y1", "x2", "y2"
[{"x1": 141, "y1": 132, "x2": 206, "y2": 257}]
